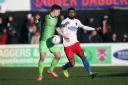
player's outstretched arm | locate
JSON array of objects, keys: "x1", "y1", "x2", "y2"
[
  {"x1": 78, "y1": 19, "x2": 95, "y2": 31},
  {"x1": 83, "y1": 26, "x2": 95, "y2": 31}
]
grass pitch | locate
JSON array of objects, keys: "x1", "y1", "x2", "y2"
[{"x1": 0, "y1": 67, "x2": 128, "y2": 85}]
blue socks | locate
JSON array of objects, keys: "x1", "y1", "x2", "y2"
[
  {"x1": 82, "y1": 57, "x2": 92, "y2": 73},
  {"x1": 63, "y1": 57, "x2": 92, "y2": 74},
  {"x1": 63, "y1": 62, "x2": 73, "y2": 70}
]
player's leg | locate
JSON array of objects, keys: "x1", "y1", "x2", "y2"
[
  {"x1": 63, "y1": 47, "x2": 75, "y2": 69},
  {"x1": 48, "y1": 44, "x2": 61, "y2": 78},
  {"x1": 77, "y1": 50, "x2": 96, "y2": 79},
  {"x1": 47, "y1": 52, "x2": 60, "y2": 78},
  {"x1": 62, "y1": 59, "x2": 74, "y2": 78},
  {"x1": 37, "y1": 41, "x2": 47, "y2": 81},
  {"x1": 75, "y1": 43, "x2": 95, "y2": 78},
  {"x1": 37, "y1": 52, "x2": 46, "y2": 81},
  {"x1": 62, "y1": 47, "x2": 75, "y2": 78},
  {"x1": 77, "y1": 51, "x2": 93, "y2": 74}
]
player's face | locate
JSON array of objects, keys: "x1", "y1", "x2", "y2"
[
  {"x1": 54, "y1": 9, "x2": 61, "y2": 17},
  {"x1": 68, "y1": 10, "x2": 76, "y2": 18}
]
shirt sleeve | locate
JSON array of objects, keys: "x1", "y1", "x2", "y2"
[
  {"x1": 60, "y1": 19, "x2": 68, "y2": 29},
  {"x1": 77, "y1": 20, "x2": 95, "y2": 30},
  {"x1": 60, "y1": 20, "x2": 66, "y2": 28}
]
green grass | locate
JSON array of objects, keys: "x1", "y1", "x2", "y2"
[{"x1": 0, "y1": 67, "x2": 128, "y2": 85}]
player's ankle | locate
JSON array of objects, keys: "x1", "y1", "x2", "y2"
[{"x1": 89, "y1": 72, "x2": 93, "y2": 74}]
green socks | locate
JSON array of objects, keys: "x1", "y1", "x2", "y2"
[
  {"x1": 49, "y1": 58, "x2": 59, "y2": 71},
  {"x1": 38, "y1": 58, "x2": 59, "y2": 76},
  {"x1": 38, "y1": 61, "x2": 44, "y2": 76}
]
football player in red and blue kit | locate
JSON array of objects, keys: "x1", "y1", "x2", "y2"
[{"x1": 56, "y1": 8, "x2": 96, "y2": 79}]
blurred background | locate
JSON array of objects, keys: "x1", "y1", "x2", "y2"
[
  {"x1": 0, "y1": 0, "x2": 128, "y2": 85},
  {"x1": 0, "y1": 0, "x2": 128, "y2": 44}
]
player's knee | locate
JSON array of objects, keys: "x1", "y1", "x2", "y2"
[
  {"x1": 80, "y1": 56, "x2": 86, "y2": 60},
  {"x1": 40, "y1": 54, "x2": 45, "y2": 61},
  {"x1": 53, "y1": 52, "x2": 61, "y2": 60},
  {"x1": 55, "y1": 56, "x2": 60, "y2": 60},
  {"x1": 40, "y1": 56, "x2": 45, "y2": 61},
  {"x1": 70, "y1": 62, "x2": 75, "y2": 67}
]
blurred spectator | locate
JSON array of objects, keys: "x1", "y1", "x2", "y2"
[
  {"x1": 60, "y1": 15, "x2": 65, "y2": 21},
  {"x1": 0, "y1": 17, "x2": 4, "y2": 34},
  {"x1": 112, "y1": 33, "x2": 118, "y2": 42},
  {"x1": 0, "y1": 12, "x2": 128, "y2": 44},
  {"x1": 85, "y1": 17, "x2": 97, "y2": 35},
  {"x1": 86, "y1": 17, "x2": 97, "y2": 28},
  {"x1": 81, "y1": 29, "x2": 90, "y2": 43},
  {"x1": 20, "y1": 13, "x2": 31, "y2": 44},
  {"x1": 122, "y1": 33, "x2": 128, "y2": 42},
  {"x1": 7, "y1": 29, "x2": 19, "y2": 44},
  {"x1": 6, "y1": 15, "x2": 17, "y2": 31},
  {"x1": 27, "y1": 14, "x2": 35, "y2": 43},
  {"x1": 31, "y1": 30, "x2": 40, "y2": 44},
  {"x1": 57, "y1": 15, "x2": 65, "y2": 28},
  {"x1": 89, "y1": 30, "x2": 103, "y2": 43},
  {"x1": 81, "y1": 17, "x2": 97, "y2": 43},
  {"x1": 0, "y1": 28, "x2": 8, "y2": 44},
  {"x1": 35, "y1": 13, "x2": 41, "y2": 32},
  {"x1": 58, "y1": 15, "x2": 65, "y2": 26},
  {"x1": 32, "y1": 25, "x2": 38, "y2": 35},
  {"x1": 99, "y1": 15, "x2": 112, "y2": 42}
]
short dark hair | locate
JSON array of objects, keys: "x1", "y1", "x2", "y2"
[
  {"x1": 68, "y1": 8, "x2": 75, "y2": 12},
  {"x1": 51, "y1": 4, "x2": 62, "y2": 11}
]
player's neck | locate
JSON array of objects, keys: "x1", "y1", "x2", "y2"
[
  {"x1": 50, "y1": 12, "x2": 56, "y2": 18},
  {"x1": 68, "y1": 16, "x2": 75, "y2": 20}
]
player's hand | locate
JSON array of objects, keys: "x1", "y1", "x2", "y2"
[
  {"x1": 64, "y1": 21, "x2": 69, "y2": 27},
  {"x1": 96, "y1": 27, "x2": 101, "y2": 31},
  {"x1": 63, "y1": 35, "x2": 70, "y2": 42}
]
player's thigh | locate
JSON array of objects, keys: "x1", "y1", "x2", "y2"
[
  {"x1": 75, "y1": 43, "x2": 85, "y2": 58},
  {"x1": 39, "y1": 41, "x2": 48, "y2": 52},
  {"x1": 64, "y1": 48, "x2": 75, "y2": 65},
  {"x1": 76, "y1": 48, "x2": 84, "y2": 57},
  {"x1": 49, "y1": 44, "x2": 60, "y2": 53}
]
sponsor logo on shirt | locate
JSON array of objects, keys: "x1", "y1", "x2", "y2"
[{"x1": 68, "y1": 26, "x2": 77, "y2": 31}]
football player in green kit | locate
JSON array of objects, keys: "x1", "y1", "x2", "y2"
[{"x1": 37, "y1": 4, "x2": 62, "y2": 81}]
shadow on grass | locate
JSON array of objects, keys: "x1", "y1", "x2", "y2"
[{"x1": 0, "y1": 72, "x2": 128, "y2": 80}]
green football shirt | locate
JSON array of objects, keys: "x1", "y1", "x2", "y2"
[{"x1": 40, "y1": 14, "x2": 58, "y2": 41}]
